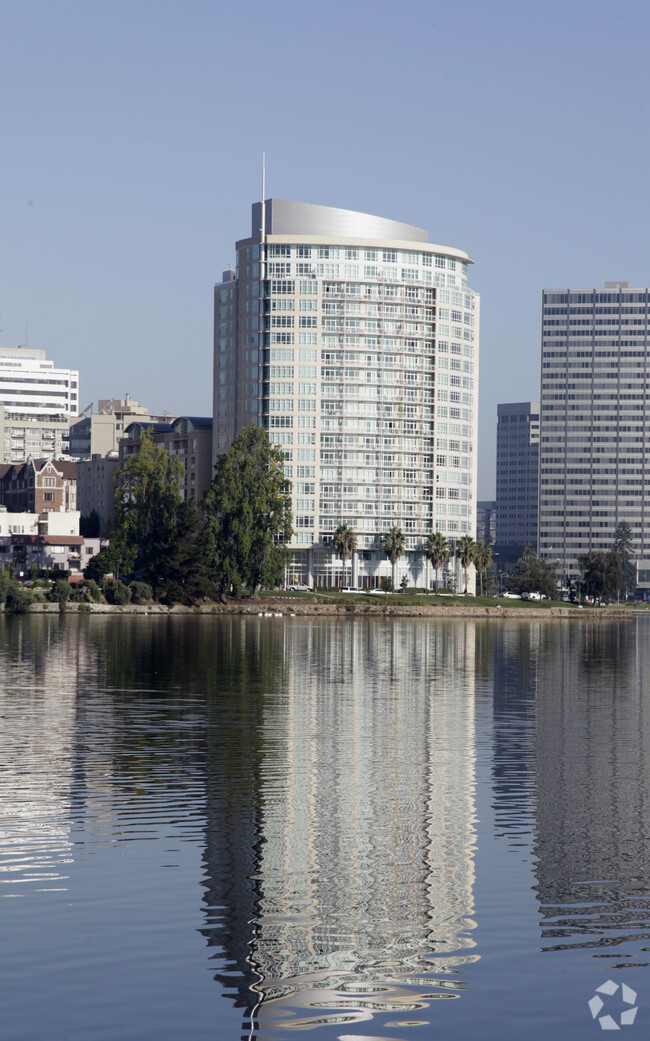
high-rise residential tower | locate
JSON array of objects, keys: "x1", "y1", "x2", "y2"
[
  {"x1": 539, "y1": 282, "x2": 650, "y2": 585},
  {"x1": 495, "y1": 401, "x2": 539, "y2": 566},
  {"x1": 213, "y1": 200, "x2": 479, "y2": 589}
]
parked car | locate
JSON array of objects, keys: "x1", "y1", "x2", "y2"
[
  {"x1": 502, "y1": 591, "x2": 520, "y2": 599},
  {"x1": 340, "y1": 587, "x2": 362, "y2": 593},
  {"x1": 288, "y1": 583, "x2": 310, "y2": 591}
]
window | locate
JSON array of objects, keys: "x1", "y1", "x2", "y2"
[{"x1": 268, "y1": 262, "x2": 291, "y2": 276}]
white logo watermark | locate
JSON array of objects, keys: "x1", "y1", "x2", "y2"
[{"x1": 588, "y1": 980, "x2": 638, "y2": 1030}]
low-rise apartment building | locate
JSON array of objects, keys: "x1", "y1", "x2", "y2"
[
  {"x1": 120, "y1": 416, "x2": 213, "y2": 502},
  {"x1": 0, "y1": 508, "x2": 98, "y2": 574},
  {"x1": 0, "y1": 457, "x2": 77, "y2": 513}
]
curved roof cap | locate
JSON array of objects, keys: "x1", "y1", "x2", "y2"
[{"x1": 252, "y1": 199, "x2": 429, "y2": 243}]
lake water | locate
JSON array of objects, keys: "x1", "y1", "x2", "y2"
[{"x1": 1, "y1": 613, "x2": 649, "y2": 1040}]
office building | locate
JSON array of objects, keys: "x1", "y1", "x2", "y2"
[
  {"x1": 495, "y1": 401, "x2": 539, "y2": 567},
  {"x1": 213, "y1": 199, "x2": 479, "y2": 589},
  {"x1": 539, "y1": 282, "x2": 650, "y2": 584},
  {"x1": 0, "y1": 346, "x2": 79, "y2": 463}
]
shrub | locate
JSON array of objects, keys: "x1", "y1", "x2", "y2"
[
  {"x1": 70, "y1": 579, "x2": 104, "y2": 604},
  {"x1": 83, "y1": 579, "x2": 103, "y2": 602},
  {"x1": 128, "y1": 580, "x2": 153, "y2": 604},
  {"x1": 47, "y1": 579, "x2": 71, "y2": 606},
  {"x1": 102, "y1": 577, "x2": 132, "y2": 606},
  {"x1": 5, "y1": 584, "x2": 34, "y2": 613},
  {"x1": 0, "y1": 569, "x2": 12, "y2": 605}
]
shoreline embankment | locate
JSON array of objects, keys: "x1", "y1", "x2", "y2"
[{"x1": 12, "y1": 599, "x2": 642, "y2": 619}]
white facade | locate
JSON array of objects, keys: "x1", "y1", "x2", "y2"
[
  {"x1": 0, "y1": 509, "x2": 78, "y2": 537},
  {"x1": 213, "y1": 200, "x2": 479, "y2": 589},
  {"x1": 0, "y1": 347, "x2": 79, "y2": 463}
]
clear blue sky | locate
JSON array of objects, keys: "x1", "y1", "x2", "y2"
[{"x1": 3, "y1": 0, "x2": 650, "y2": 496}]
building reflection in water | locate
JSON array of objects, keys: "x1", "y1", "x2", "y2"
[
  {"x1": 0, "y1": 616, "x2": 85, "y2": 895},
  {"x1": 531, "y1": 618, "x2": 650, "y2": 962},
  {"x1": 201, "y1": 617, "x2": 479, "y2": 1037},
  {"x1": 485, "y1": 617, "x2": 650, "y2": 965},
  {"x1": 486, "y1": 620, "x2": 543, "y2": 849}
]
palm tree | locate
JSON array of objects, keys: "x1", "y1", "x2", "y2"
[
  {"x1": 455, "y1": 534, "x2": 476, "y2": 594},
  {"x1": 424, "y1": 530, "x2": 450, "y2": 593},
  {"x1": 382, "y1": 525, "x2": 405, "y2": 590},
  {"x1": 333, "y1": 523, "x2": 357, "y2": 584},
  {"x1": 473, "y1": 539, "x2": 493, "y2": 597}
]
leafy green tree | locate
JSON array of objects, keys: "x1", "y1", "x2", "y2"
[
  {"x1": 333, "y1": 523, "x2": 357, "y2": 581},
  {"x1": 382, "y1": 526, "x2": 405, "y2": 590},
  {"x1": 473, "y1": 540, "x2": 493, "y2": 597},
  {"x1": 84, "y1": 542, "x2": 120, "y2": 583},
  {"x1": 203, "y1": 425, "x2": 293, "y2": 600},
  {"x1": 424, "y1": 531, "x2": 450, "y2": 593},
  {"x1": 508, "y1": 545, "x2": 559, "y2": 600},
  {"x1": 456, "y1": 534, "x2": 476, "y2": 594},
  {"x1": 613, "y1": 521, "x2": 636, "y2": 597},
  {"x1": 112, "y1": 429, "x2": 184, "y2": 584},
  {"x1": 578, "y1": 550, "x2": 622, "y2": 602}
]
